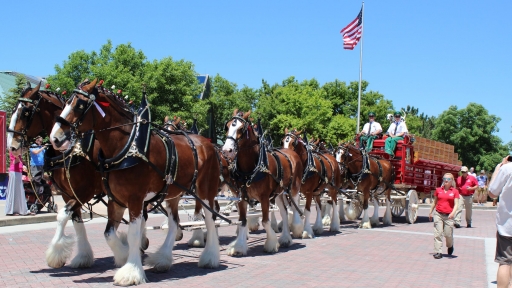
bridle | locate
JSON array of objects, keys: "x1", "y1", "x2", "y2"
[
  {"x1": 55, "y1": 88, "x2": 97, "y2": 131},
  {"x1": 283, "y1": 133, "x2": 299, "y2": 149},
  {"x1": 8, "y1": 91, "x2": 63, "y2": 145},
  {"x1": 224, "y1": 116, "x2": 251, "y2": 148}
]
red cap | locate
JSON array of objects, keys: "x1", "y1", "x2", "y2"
[
  {"x1": 45, "y1": 83, "x2": 51, "y2": 89},
  {"x1": 117, "y1": 89, "x2": 122, "y2": 94},
  {"x1": 62, "y1": 91, "x2": 67, "y2": 95},
  {"x1": 98, "y1": 80, "x2": 104, "y2": 86}
]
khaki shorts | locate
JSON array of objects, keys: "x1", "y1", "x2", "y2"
[{"x1": 495, "y1": 232, "x2": 512, "y2": 265}]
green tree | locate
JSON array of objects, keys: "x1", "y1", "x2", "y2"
[
  {"x1": 432, "y1": 103, "x2": 502, "y2": 167},
  {"x1": 208, "y1": 74, "x2": 258, "y2": 141},
  {"x1": 47, "y1": 40, "x2": 203, "y2": 130},
  {"x1": 323, "y1": 80, "x2": 394, "y2": 130},
  {"x1": 256, "y1": 76, "x2": 334, "y2": 145},
  {"x1": 0, "y1": 74, "x2": 27, "y2": 119}
]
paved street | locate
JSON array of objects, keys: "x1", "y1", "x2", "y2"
[{"x1": 0, "y1": 201, "x2": 500, "y2": 287}]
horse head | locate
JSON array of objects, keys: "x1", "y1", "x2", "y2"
[
  {"x1": 222, "y1": 109, "x2": 253, "y2": 161},
  {"x1": 282, "y1": 128, "x2": 302, "y2": 150},
  {"x1": 7, "y1": 81, "x2": 45, "y2": 151},
  {"x1": 50, "y1": 79, "x2": 101, "y2": 150}
]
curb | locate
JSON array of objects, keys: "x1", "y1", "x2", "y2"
[{"x1": 0, "y1": 212, "x2": 89, "y2": 228}]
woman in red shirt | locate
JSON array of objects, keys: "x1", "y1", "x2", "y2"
[{"x1": 429, "y1": 173, "x2": 460, "y2": 259}]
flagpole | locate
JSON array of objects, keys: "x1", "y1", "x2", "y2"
[{"x1": 356, "y1": 2, "x2": 364, "y2": 134}]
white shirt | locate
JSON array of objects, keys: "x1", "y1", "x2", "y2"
[
  {"x1": 387, "y1": 121, "x2": 408, "y2": 136},
  {"x1": 362, "y1": 121, "x2": 382, "y2": 135},
  {"x1": 489, "y1": 163, "x2": 512, "y2": 236},
  {"x1": 468, "y1": 172, "x2": 477, "y2": 178}
]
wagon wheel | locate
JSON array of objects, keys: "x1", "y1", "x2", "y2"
[
  {"x1": 29, "y1": 204, "x2": 38, "y2": 214},
  {"x1": 390, "y1": 195, "x2": 405, "y2": 217},
  {"x1": 344, "y1": 194, "x2": 363, "y2": 220},
  {"x1": 405, "y1": 190, "x2": 419, "y2": 224}
]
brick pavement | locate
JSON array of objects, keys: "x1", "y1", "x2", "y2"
[{"x1": 0, "y1": 206, "x2": 499, "y2": 287}]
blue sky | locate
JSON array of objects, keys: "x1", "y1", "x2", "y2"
[{"x1": 2, "y1": 0, "x2": 511, "y2": 144}]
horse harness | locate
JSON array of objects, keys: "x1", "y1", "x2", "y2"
[
  {"x1": 227, "y1": 118, "x2": 301, "y2": 216},
  {"x1": 341, "y1": 146, "x2": 395, "y2": 195},
  {"x1": 61, "y1": 87, "x2": 231, "y2": 223}
]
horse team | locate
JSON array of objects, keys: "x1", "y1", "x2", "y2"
[{"x1": 7, "y1": 79, "x2": 395, "y2": 285}]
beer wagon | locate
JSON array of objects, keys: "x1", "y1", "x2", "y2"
[{"x1": 344, "y1": 135, "x2": 462, "y2": 224}]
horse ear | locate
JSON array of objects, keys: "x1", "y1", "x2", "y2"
[
  {"x1": 285, "y1": 127, "x2": 288, "y2": 134},
  {"x1": 314, "y1": 139, "x2": 320, "y2": 145},
  {"x1": 173, "y1": 115, "x2": 177, "y2": 120},
  {"x1": 233, "y1": 109, "x2": 239, "y2": 116},
  {"x1": 243, "y1": 110, "x2": 251, "y2": 119},
  {"x1": 164, "y1": 116, "x2": 169, "y2": 123},
  {"x1": 82, "y1": 79, "x2": 98, "y2": 93},
  {"x1": 297, "y1": 130, "x2": 302, "y2": 135},
  {"x1": 35, "y1": 81, "x2": 41, "y2": 91}
]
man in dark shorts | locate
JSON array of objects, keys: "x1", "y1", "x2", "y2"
[{"x1": 489, "y1": 156, "x2": 512, "y2": 287}]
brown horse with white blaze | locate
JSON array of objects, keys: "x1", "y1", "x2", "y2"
[
  {"x1": 282, "y1": 129, "x2": 343, "y2": 237},
  {"x1": 50, "y1": 79, "x2": 221, "y2": 286},
  {"x1": 335, "y1": 143, "x2": 395, "y2": 228},
  {"x1": 222, "y1": 110, "x2": 303, "y2": 256},
  {"x1": 6, "y1": 82, "x2": 114, "y2": 269}
]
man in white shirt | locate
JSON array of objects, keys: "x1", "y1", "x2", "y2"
[
  {"x1": 359, "y1": 112, "x2": 382, "y2": 152},
  {"x1": 385, "y1": 111, "x2": 408, "y2": 158},
  {"x1": 468, "y1": 167, "x2": 477, "y2": 178},
  {"x1": 488, "y1": 156, "x2": 512, "y2": 287}
]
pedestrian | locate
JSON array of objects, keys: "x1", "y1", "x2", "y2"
[
  {"x1": 454, "y1": 166, "x2": 479, "y2": 228},
  {"x1": 29, "y1": 136, "x2": 47, "y2": 195},
  {"x1": 488, "y1": 156, "x2": 512, "y2": 287},
  {"x1": 469, "y1": 167, "x2": 477, "y2": 178},
  {"x1": 384, "y1": 111, "x2": 408, "y2": 158},
  {"x1": 429, "y1": 173, "x2": 459, "y2": 259},
  {"x1": 5, "y1": 150, "x2": 33, "y2": 216},
  {"x1": 359, "y1": 112, "x2": 382, "y2": 152},
  {"x1": 475, "y1": 169, "x2": 489, "y2": 206}
]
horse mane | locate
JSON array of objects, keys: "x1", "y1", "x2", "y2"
[{"x1": 94, "y1": 84, "x2": 134, "y2": 120}]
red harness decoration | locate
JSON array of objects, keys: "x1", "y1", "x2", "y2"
[{"x1": 96, "y1": 100, "x2": 110, "y2": 107}]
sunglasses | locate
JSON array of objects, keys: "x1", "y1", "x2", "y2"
[{"x1": 443, "y1": 178, "x2": 452, "y2": 181}]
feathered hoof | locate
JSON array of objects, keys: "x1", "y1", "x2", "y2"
[
  {"x1": 302, "y1": 231, "x2": 315, "y2": 239},
  {"x1": 188, "y1": 229, "x2": 205, "y2": 247},
  {"x1": 69, "y1": 253, "x2": 94, "y2": 268},
  {"x1": 278, "y1": 235, "x2": 293, "y2": 248},
  {"x1": 360, "y1": 221, "x2": 372, "y2": 229},
  {"x1": 263, "y1": 240, "x2": 280, "y2": 254},
  {"x1": 144, "y1": 252, "x2": 173, "y2": 272},
  {"x1": 198, "y1": 251, "x2": 220, "y2": 269},
  {"x1": 312, "y1": 225, "x2": 324, "y2": 235},
  {"x1": 45, "y1": 235, "x2": 74, "y2": 268},
  {"x1": 113, "y1": 263, "x2": 147, "y2": 286},
  {"x1": 322, "y1": 216, "x2": 332, "y2": 226},
  {"x1": 226, "y1": 242, "x2": 248, "y2": 257}
]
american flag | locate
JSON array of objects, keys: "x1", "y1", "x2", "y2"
[{"x1": 340, "y1": 8, "x2": 363, "y2": 50}]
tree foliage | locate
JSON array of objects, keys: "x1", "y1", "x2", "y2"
[
  {"x1": 432, "y1": 103, "x2": 503, "y2": 168},
  {"x1": 46, "y1": 40, "x2": 203, "y2": 130}
]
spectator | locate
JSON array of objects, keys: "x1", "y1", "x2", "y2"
[
  {"x1": 429, "y1": 173, "x2": 459, "y2": 259},
  {"x1": 488, "y1": 156, "x2": 512, "y2": 287},
  {"x1": 469, "y1": 167, "x2": 477, "y2": 178},
  {"x1": 454, "y1": 166, "x2": 478, "y2": 228},
  {"x1": 475, "y1": 170, "x2": 489, "y2": 206},
  {"x1": 384, "y1": 111, "x2": 408, "y2": 158},
  {"x1": 5, "y1": 150, "x2": 33, "y2": 216},
  {"x1": 359, "y1": 112, "x2": 382, "y2": 152},
  {"x1": 29, "y1": 136, "x2": 47, "y2": 195}
]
